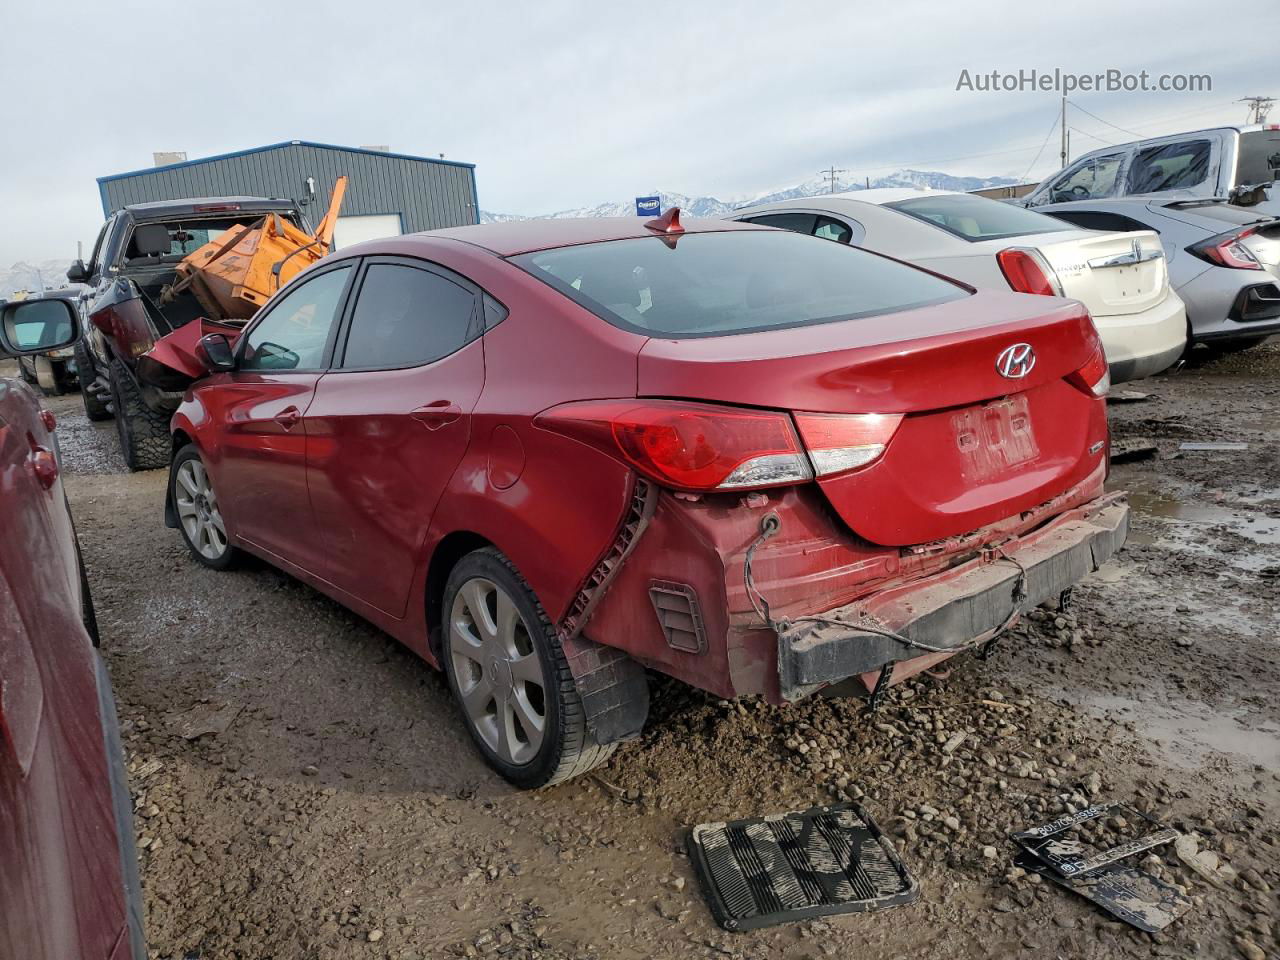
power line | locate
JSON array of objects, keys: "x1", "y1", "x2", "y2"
[
  {"x1": 1066, "y1": 100, "x2": 1144, "y2": 139},
  {"x1": 1114, "y1": 99, "x2": 1242, "y2": 133},
  {"x1": 1020, "y1": 110, "x2": 1061, "y2": 182},
  {"x1": 1067, "y1": 125, "x2": 1119, "y2": 146},
  {"x1": 1239, "y1": 96, "x2": 1275, "y2": 124},
  {"x1": 818, "y1": 166, "x2": 847, "y2": 193}
]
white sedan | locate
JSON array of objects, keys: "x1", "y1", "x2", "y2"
[{"x1": 731, "y1": 188, "x2": 1187, "y2": 383}]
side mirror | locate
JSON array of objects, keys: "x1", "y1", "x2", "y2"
[
  {"x1": 194, "y1": 333, "x2": 236, "y2": 372},
  {"x1": 0, "y1": 298, "x2": 81, "y2": 359},
  {"x1": 66, "y1": 260, "x2": 90, "y2": 284}
]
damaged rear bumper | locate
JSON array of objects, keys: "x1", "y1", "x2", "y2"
[{"x1": 777, "y1": 493, "x2": 1128, "y2": 701}]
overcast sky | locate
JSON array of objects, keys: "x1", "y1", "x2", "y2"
[{"x1": 0, "y1": 0, "x2": 1271, "y2": 265}]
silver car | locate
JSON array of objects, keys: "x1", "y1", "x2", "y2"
[{"x1": 1038, "y1": 196, "x2": 1280, "y2": 351}]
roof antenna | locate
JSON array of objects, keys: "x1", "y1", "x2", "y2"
[{"x1": 644, "y1": 207, "x2": 684, "y2": 234}]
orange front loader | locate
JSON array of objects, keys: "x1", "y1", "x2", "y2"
[{"x1": 160, "y1": 176, "x2": 348, "y2": 321}]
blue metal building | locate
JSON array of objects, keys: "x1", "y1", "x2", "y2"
[{"x1": 97, "y1": 141, "x2": 478, "y2": 248}]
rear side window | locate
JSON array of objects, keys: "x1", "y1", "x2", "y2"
[
  {"x1": 742, "y1": 212, "x2": 818, "y2": 234},
  {"x1": 1047, "y1": 210, "x2": 1156, "y2": 233},
  {"x1": 1127, "y1": 140, "x2": 1211, "y2": 194},
  {"x1": 813, "y1": 216, "x2": 853, "y2": 243},
  {"x1": 887, "y1": 194, "x2": 1073, "y2": 242},
  {"x1": 1237, "y1": 130, "x2": 1280, "y2": 186},
  {"x1": 341, "y1": 263, "x2": 477, "y2": 369},
  {"x1": 512, "y1": 230, "x2": 966, "y2": 339}
]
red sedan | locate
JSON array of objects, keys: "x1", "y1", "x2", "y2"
[
  {"x1": 1, "y1": 295, "x2": 146, "y2": 959},
  {"x1": 157, "y1": 212, "x2": 1126, "y2": 788}
]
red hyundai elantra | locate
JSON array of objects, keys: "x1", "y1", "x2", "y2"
[{"x1": 155, "y1": 211, "x2": 1126, "y2": 788}]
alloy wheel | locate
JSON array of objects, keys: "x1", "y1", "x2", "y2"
[
  {"x1": 174, "y1": 459, "x2": 228, "y2": 560},
  {"x1": 448, "y1": 577, "x2": 546, "y2": 766}
]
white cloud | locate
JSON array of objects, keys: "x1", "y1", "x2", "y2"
[{"x1": 0, "y1": 0, "x2": 1269, "y2": 263}]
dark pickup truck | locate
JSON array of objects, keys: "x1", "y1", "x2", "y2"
[{"x1": 70, "y1": 197, "x2": 308, "y2": 469}]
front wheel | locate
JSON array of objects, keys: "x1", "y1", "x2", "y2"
[
  {"x1": 170, "y1": 445, "x2": 239, "y2": 570},
  {"x1": 442, "y1": 548, "x2": 614, "y2": 789},
  {"x1": 110, "y1": 360, "x2": 170, "y2": 471}
]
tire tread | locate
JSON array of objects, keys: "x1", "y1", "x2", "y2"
[
  {"x1": 449, "y1": 547, "x2": 616, "y2": 788},
  {"x1": 110, "y1": 359, "x2": 170, "y2": 470}
]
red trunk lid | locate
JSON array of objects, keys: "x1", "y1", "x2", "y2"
[{"x1": 636, "y1": 290, "x2": 1107, "y2": 546}]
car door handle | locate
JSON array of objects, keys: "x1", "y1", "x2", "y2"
[
  {"x1": 274, "y1": 406, "x2": 302, "y2": 430},
  {"x1": 411, "y1": 401, "x2": 462, "y2": 431}
]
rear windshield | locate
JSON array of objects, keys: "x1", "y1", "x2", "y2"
[
  {"x1": 126, "y1": 215, "x2": 297, "y2": 262},
  {"x1": 886, "y1": 194, "x2": 1074, "y2": 242},
  {"x1": 511, "y1": 230, "x2": 966, "y2": 339},
  {"x1": 1237, "y1": 130, "x2": 1280, "y2": 187}
]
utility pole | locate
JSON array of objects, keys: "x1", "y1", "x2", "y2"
[
  {"x1": 819, "y1": 166, "x2": 847, "y2": 194},
  {"x1": 1239, "y1": 96, "x2": 1276, "y2": 124},
  {"x1": 1060, "y1": 95, "x2": 1067, "y2": 167}
]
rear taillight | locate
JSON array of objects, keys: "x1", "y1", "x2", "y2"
[
  {"x1": 89, "y1": 300, "x2": 155, "y2": 358},
  {"x1": 1066, "y1": 340, "x2": 1110, "y2": 398},
  {"x1": 535, "y1": 400, "x2": 813, "y2": 491},
  {"x1": 1187, "y1": 227, "x2": 1263, "y2": 270},
  {"x1": 996, "y1": 247, "x2": 1064, "y2": 296},
  {"x1": 793, "y1": 412, "x2": 903, "y2": 476}
]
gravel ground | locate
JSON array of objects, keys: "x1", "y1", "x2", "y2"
[{"x1": 21, "y1": 341, "x2": 1280, "y2": 959}]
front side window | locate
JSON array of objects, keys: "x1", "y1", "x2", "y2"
[
  {"x1": 240, "y1": 265, "x2": 352, "y2": 371},
  {"x1": 1048, "y1": 155, "x2": 1124, "y2": 202},
  {"x1": 87, "y1": 218, "x2": 113, "y2": 275},
  {"x1": 513, "y1": 230, "x2": 966, "y2": 339},
  {"x1": 1127, "y1": 140, "x2": 1211, "y2": 194},
  {"x1": 341, "y1": 263, "x2": 477, "y2": 369},
  {"x1": 887, "y1": 193, "x2": 1074, "y2": 242}
]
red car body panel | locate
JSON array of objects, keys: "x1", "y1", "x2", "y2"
[
  {"x1": 0, "y1": 378, "x2": 141, "y2": 960},
  {"x1": 160, "y1": 217, "x2": 1123, "y2": 709},
  {"x1": 305, "y1": 341, "x2": 487, "y2": 616}
]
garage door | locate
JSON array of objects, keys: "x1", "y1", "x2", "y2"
[{"x1": 333, "y1": 214, "x2": 404, "y2": 250}]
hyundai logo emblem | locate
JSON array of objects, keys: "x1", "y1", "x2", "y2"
[{"x1": 996, "y1": 343, "x2": 1036, "y2": 379}]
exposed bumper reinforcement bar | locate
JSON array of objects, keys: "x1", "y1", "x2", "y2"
[{"x1": 776, "y1": 494, "x2": 1129, "y2": 701}]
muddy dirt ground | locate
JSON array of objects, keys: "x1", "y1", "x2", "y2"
[{"x1": 25, "y1": 340, "x2": 1280, "y2": 959}]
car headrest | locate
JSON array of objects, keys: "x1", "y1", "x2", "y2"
[{"x1": 131, "y1": 223, "x2": 172, "y2": 258}]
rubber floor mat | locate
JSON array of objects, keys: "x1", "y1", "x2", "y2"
[{"x1": 687, "y1": 802, "x2": 918, "y2": 931}]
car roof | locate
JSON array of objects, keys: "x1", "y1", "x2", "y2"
[
  {"x1": 428, "y1": 216, "x2": 768, "y2": 256},
  {"x1": 121, "y1": 196, "x2": 300, "y2": 218},
  {"x1": 736, "y1": 187, "x2": 960, "y2": 215}
]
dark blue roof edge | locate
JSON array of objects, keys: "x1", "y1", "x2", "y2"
[{"x1": 97, "y1": 140, "x2": 476, "y2": 185}]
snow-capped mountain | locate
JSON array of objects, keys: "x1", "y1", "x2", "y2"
[{"x1": 480, "y1": 168, "x2": 1017, "y2": 222}]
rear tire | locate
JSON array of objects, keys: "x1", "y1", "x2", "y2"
[
  {"x1": 170, "y1": 444, "x2": 239, "y2": 570},
  {"x1": 110, "y1": 360, "x2": 169, "y2": 471},
  {"x1": 76, "y1": 341, "x2": 113, "y2": 421},
  {"x1": 35, "y1": 357, "x2": 66, "y2": 396},
  {"x1": 18, "y1": 358, "x2": 37, "y2": 385},
  {"x1": 442, "y1": 548, "x2": 614, "y2": 789}
]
